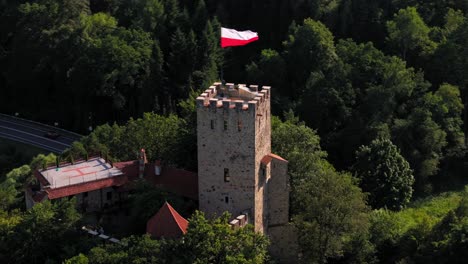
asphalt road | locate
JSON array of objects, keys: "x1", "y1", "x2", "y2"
[{"x1": 0, "y1": 114, "x2": 83, "y2": 153}]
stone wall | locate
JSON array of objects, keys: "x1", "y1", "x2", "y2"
[
  {"x1": 73, "y1": 186, "x2": 124, "y2": 212},
  {"x1": 268, "y1": 224, "x2": 299, "y2": 263},
  {"x1": 267, "y1": 158, "x2": 289, "y2": 226},
  {"x1": 197, "y1": 82, "x2": 271, "y2": 233}
]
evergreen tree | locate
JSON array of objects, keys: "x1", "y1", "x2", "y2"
[{"x1": 354, "y1": 138, "x2": 414, "y2": 210}]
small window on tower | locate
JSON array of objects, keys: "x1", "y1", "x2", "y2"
[
  {"x1": 210, "y1": 120, "x2": 215, "y2": 129},
  {"x1": 225, "y1": 196, "x2": 229, "y2": 204},
  {"x1": 224, "y1": 168, "x2": 230, "y2": 182},
  {"x1": 224, "y1": 120, "x2": 228, "y2": 130},
  {"x1": 238, "y1": 120, "x2": 242, "y2": 131},
  {"x1": 106, "y1": 191, "x2": 112, "y2": 201}
]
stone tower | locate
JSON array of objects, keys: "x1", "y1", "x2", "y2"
[{"x1": 197, "y1": 82, "x2": 289, "y2": 234}]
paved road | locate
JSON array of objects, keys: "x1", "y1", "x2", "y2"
[{"x1": 0, "y1": 114, "x2": 83, "y2": 153}]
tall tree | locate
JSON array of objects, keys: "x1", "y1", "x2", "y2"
[
  {"x1": 353, "y1": 138, "x2": 414, "y2": 210},
  {"x1": 294, "y1": 168, "x2": 369, "y2": 263},
  {"x1": 386, "y1": 6, "x2": 436, "y2": 60},
  {"x1": 178, "y1": 211, "x2": 269, "y2": 264}
]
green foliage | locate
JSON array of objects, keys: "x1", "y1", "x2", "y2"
[
  {"x1": 354, "y1": 138, "x2": 414, "y2": 210},
  {"x1": 423, "y1": 84, "x2": 465, "y2": 157},
  {"x1": 30, "y1": 153, "x2": 57, "y2": 170},
  {"x1": 392, "y1": 108, "x2": 447, "y2": 194},
  {"x1": 81, "y1": 113, "x2": 193, "y2": 167},
  {"x1": 294, "y1": 169, "x2": 369, "y2": 263},
  {"x1": 0, "y1": 165, "x2": 31, "y2": 210},
  {"x1": 64, "y1": 253, "x2": 89, "y2": 264},
  {"x1": 386, "y1": 7, "x2": 436, "y2": 59},
  {"x1": 272, "y1": 113, "x2": 372, "y2": 262},
  {"x1": 369, "y1": 190, "x2": 466, "y2": 262},
  {"x1": 129, "y1": 181, "x2": 194, "y2": 233},
  {"x1": 271, "y1": 114, "x2": 327, "y2": 214},
  {"x1": 86, "y1": 235, "x2": 162, "y2": 263},
  {"x1": 72, "y1": 212, "x2": 269, "y2": 264},
  {"x1": 178, "y1": 211, "x2": 269, "y2": 264},
  {"x1": 0, "y1": 199, "x2": 86, "y2": 263}
]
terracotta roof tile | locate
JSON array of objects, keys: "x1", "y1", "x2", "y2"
[
  {"x1": 146, "y1": 202, "x2": 188, "y2": 239},
  {"x1": 261, "y1": 155, "x2": 272, "y2": 166},
  {"x1": 268, "y1": 153, "x2": 288, "y2": 162},
  {"x1": 261, "y1": 153, "x2": 288, "y2": 166},
  {"x1": 45, "y1": 175, "x2": 128, "y2": 199}
]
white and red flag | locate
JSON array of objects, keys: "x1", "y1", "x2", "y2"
[{"x1": 221, "y1": 27, "x2": 259, "y2": 48}]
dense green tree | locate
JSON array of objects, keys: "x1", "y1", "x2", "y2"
[
  {"x1": 79, "y1": 113, "x2": 195, "y2": 168},
  {"x1": 353, "y1": 138, "x2": 414, "y2": 210},
  {"x1": 68, "y1": 211, "x2": 269, "y2": 264},
  {"x1": 392, "y1": 108, "x2": 447, "y2": 194},
  {"x1": 64, "y1": 253, "x2": 89, "y2": 264},
  {"x1": 272, "y1": 114, "x2": 372, "y2": 263},
  {"x1": 0, "y1": 165, "x2": 31, "y2": 210},
  {"x1": 423, "y1": 84, "x2": 465, "y2": 157},
  {"x1": 179, "y1": 211, "x2": 269, "y2": 264},
  {"x1": 0, "y1": 209, "x2": 22, "y2": 263},
  {"x1": 283, "y1": 18, "x2": 338, "y2": 97},
  {"x1": 386, "y1": 7, "x2": 436, "y2": 60},
  {"x1": 85, "y1": 235, "x2": 163, "y2": 264},
  {"x1": 0, "y1": 199, "x2": 86, "y2": 264},
  {"x1": 294, "y1": 169, "x2": 369, "y2": 263},
  {"x1": 271, "y1": 114, "x2": 327, "y2": 213}
]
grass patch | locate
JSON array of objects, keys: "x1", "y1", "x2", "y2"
[{"x1": 381, "y1": 190, "x2": 465, "y2": 236}]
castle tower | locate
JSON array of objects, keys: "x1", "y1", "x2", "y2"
[{"x1": 197, "y1": 82, "x2": 273, "y2": 233}]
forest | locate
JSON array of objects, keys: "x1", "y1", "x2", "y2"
[{"x1": 1, "y1": 0, "x2": 468, "y2": 263}]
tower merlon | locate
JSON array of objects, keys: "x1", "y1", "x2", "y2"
[{"x1": 196, "y1": 83, "x2": 270, "y2": 112}]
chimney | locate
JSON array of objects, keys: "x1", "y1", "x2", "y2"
[
  {"x1": 139, "y1": 149, "x2": 147, "y2": 179},
  {"x1": 154, "y1": 160, "x2": 162, "y2": 176}
]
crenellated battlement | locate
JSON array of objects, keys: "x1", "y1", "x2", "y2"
[{"x1": 196, "y1": 82, "x2": 270, "y2": 112}]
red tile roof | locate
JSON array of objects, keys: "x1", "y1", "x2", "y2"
[
  {"x1": 146, "y1": 202, "x2": 188, "y2": 239},
  {"x1": 45, "y1": 175, "x2": 128, "y2": 199},
  {"x1": 31, "y1": 159, "x2": 198, "y2": 201},
  {"x1": 261, "y1": 155, "x2": 273, "y2": 166},
  {"x1": 268, "y1": 153, "x2": 288, "y2": 162},
  {"x1": 261, "y1": 153, "x2": 288, "y2": 166},
  {"x1": 114, "y1": 161, "x2": 198, "y2": 200}
]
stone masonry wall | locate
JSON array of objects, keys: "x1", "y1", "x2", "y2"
[
  {"x1": 268, "y1": 224, "x2": 299, "y2": 263},
  {"x1": 197, "y1": 83, "x2": 271, "y2": 233},
  {"x1": 267, "y1": 158, "x2": 289, "y2": 226},
  {"x1": 254, "y1": 85, "x2": 271, "y2": 233}
]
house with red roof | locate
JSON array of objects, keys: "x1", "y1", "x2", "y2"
[{"x1": 25, "y1": 150, "x2": 198, "y2": 212}]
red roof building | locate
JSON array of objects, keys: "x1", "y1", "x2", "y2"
[
  {"x1": 146, "y1": 202, "x2": 189, "y2": 239},
  {"x1": 26, "y1": 152, "x2": 198, "y2": 210}
]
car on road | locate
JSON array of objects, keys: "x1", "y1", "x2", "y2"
[{"x1": 44, "y1": 131, "x2": 61, "y2": 139}]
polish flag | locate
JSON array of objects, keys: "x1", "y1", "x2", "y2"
[{"x1": 221, "y1": 27, "x2": 259, "y2": 48}]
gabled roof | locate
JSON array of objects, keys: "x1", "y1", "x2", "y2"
[{"x1": 146, "y1": 202, "x2": 189, "y2": 239}]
